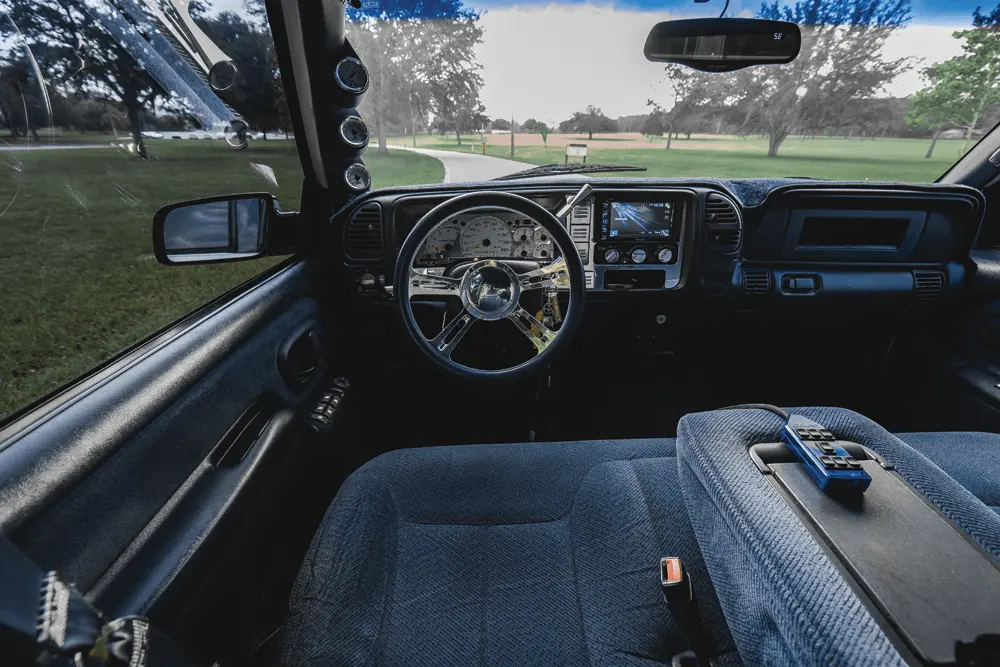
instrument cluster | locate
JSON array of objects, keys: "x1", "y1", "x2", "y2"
[{"x1": 416, "y1": 211, "x2": 557, "y2": 266}]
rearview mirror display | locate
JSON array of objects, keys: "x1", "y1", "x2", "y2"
[{"x1": 644, "y1": 18, "x2": 801, "y2": 72}]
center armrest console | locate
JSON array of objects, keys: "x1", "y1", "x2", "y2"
[
  {"x1": 750, "y1": 441, "x2": 1000, "y2": 666},
  {"x1": 676, "y1": 407, "x2": 1000, "y2": 667}
]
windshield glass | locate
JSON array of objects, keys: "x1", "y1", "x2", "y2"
[{"x1": 349, "y1": 0, "x2": 995, "y2": 183}]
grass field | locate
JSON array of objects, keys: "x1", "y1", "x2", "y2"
[
  {"x1": 0, "y1": 139, "x2": 443, "y2": 419},
  {"x1": 391, "y1": 133, "x2": 964, "y2": 183}
]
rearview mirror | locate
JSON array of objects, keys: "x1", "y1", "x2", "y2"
[
  {"x1": 644, "y1": 18, "x2": 801, "y2": 72},
  {"x1": 153, "y1": 193, "x2": 276, "y2": 265}
]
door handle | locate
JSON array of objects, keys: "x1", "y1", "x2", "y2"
[{"x1": 277, "y1": 322, "x2": 327, "y2": 389}]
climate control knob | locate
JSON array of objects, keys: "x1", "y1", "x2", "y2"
[
  {"x1": 631, "y1": 247, "x2": 647, "y2": 264},
  {"x1": 657, "y1": 247, "x2": 674, "y2": 263},
  {"x1": 604, "y1": 247, "x2": 620, "y2": 264}
]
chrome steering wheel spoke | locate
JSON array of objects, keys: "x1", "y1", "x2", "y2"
[
  {"x1": 507, "y1": 306, "x2": 557, "y2": 354},
  {"x1": 518, "y1": 257, "x2": 569, "y2": 291},
  {"x1": 409, "y1": 268, "x2": 461, "y2": 297},
  {"x1": 428, "y1": 311, "x2": 476, "y2": 359}
]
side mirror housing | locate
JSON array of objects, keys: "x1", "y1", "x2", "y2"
[{"x1": 153, "y1": 193, "x2": 279, "y2": 266}]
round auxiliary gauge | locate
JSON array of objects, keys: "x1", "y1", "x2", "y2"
[
  {"x1": 657, "y1": 247, "x2": 674, "y2": 263},
  {"x1": 631, "y1": 247, "x2": 647, "y2": 264},
  {"x1": 604, "y1": 248, "x2": 620, "y2": 263},
  {"x1": 335, "y1": 57, "x2": 369, "y2": 93},
  {"x1": 344, "y1": 163, "x2": 371, "y2": 192},
  {"x1": 340, "y1": 116, "x2": 369, "y2": 147}
]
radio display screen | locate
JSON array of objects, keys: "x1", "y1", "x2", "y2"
[{"x1": 608, "y1": 201, "x2": 674, "y2": 239}]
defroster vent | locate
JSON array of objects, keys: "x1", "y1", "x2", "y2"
[
  {"x1": 704, "y1": 193, "x2": 742, "y2": 253},
  {"x1": 345, "y1": 202, "x2": 383, "y2": 260}
]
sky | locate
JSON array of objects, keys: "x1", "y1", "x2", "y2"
[
  {"x1": 472, "y1": 0, "x2": 979, "y2": 122},
  {"x1": 205, "y1": 0, "x2": 986, "y2": 123}
]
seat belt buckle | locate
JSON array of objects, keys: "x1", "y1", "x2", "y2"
[
  {"x1": 660, "y1": 557, "x2": 712, "y2": 667},
  {"x1": 660, "y1": 557, "x2": 692, "y2": 604}
]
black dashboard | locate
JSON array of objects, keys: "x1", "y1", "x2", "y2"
[{"x1": 339, "y1": 178, "x2": 984, "y2": 311}]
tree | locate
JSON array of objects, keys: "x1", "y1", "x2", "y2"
[
  {"x1": 491, "y1": 118, "x2": 512, "y2": 131},
  {"x1": 561, "y1": 105, "x2": 617, "y2": 139},
  {"x1": 197, "y1": 9, "x2": 289, "y2": 139},
  {"x1": 906, "y1": 25, "x2": 1000, "y2": 157},
  {"x1": 429, "y1": 67, "x2": 487, "y2": 144},
  {"x1": 641, "y1": 100, "x2": 671, "y2": 148},
  {"x1": 522, "y1": 117, "x2": 550, "y2": 145},
  {"x1": 661, "y1": 0, "x2": 913, "y2": 157},
  {"x1": 347, "y1": 0, "x2": 484, "y2": 153},
  {"x1": 0, "y1": 0, "x2": 173, "y2": 158}
]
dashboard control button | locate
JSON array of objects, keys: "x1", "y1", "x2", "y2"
[
  {"x1": 657, "y1": 247, "x2": 674, "y2": 263},
  {"x1": 631, "y1": 247, "x2": 647, "y2": 264},
  {"x1": 359, "y1": 273, "x2": 376, "y2": 287},
  {"x1": 604, "y1": 248, "x2": 620, "y2": 263}
]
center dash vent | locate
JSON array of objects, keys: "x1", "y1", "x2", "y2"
[
  {"x1": 912, "y1": 271, "x2": 944, "y2": 306},
  {"x1": 704, "y1": 193, "x2": 742, "y2": 253},
  {"x1": 743, "y1": 269, "x2": 771, "y2": 295},
  {"x1": 345, "y1": 203, "x2": 383, "y2": 260}
]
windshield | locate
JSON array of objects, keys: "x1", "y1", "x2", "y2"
[{"x1": 346, "y1": 0, "x2": 995, "y2": 183}]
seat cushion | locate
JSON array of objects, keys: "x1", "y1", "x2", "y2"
[
  {"x1": 897, "y1": 432, "x2": 1000, "y2": 512},
  {"x1": 278, "y1": 438, "x2": 738, "y2": 667}
]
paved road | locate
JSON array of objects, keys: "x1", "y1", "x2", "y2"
[
  {"x1": 0, "y1": 143, "x2": 112, "y2": 151},
  {"x1": 390, "y1": 145, "x2": 532, "y2": 182}
]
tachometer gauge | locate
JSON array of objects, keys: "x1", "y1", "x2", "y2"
[
  {"x1": 460, "y1": 216, "x2": 513, "y2": 257},
  {"x1": 420, "y1": 223, "x2": 461, "y2": 261}
]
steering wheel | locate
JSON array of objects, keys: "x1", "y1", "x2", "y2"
[{"x1": 394, "y1": 191, "x2": 586, "y2": 380}]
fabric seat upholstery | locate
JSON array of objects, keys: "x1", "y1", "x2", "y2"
[
  {"x1": 279, "y1": 438, "x2": 738, "y2": 667},
  {"x1": 897, "y1": 432, "x2": 1000, "y2": 513}
]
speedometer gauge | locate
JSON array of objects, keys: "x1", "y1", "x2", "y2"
[{"x1": 460, "y1": 216, "x2": 513, "y2": 257}]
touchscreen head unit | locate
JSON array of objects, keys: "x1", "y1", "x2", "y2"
[{"x1": 608, "y1": 201, "x2": 673, "y2": 239}]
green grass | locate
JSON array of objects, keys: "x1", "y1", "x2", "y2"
[
  {"x1": 0, "y1": 141, "x2": 442, "y2": 419},
  {"x1": 393, "y1": 133, "x2": 964, "y2": 183}
]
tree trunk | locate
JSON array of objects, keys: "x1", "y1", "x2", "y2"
[
  {"x1": 124, "y1": 99, "x2": 148, "y2": 159},
  {"x1": 411, "y1": 108, "x2": 417, "y2": 148},
  {"x1": 767, "y1": 130, "x2": 787, "y2": 158},
  {"x1": 960, "y1": 118, "x2": 979, "y2": 156},
  {"x1": 925, "y1": 126, "x2": 941, "y2": 159},
  {"x1": 588, "y1": 130, "x2": 593, "y2": 140},
  {"x1": 665, "y1": 133, "x2": 672, "y2": 149},
  {"x1": 373, "y1": 105, "x2": 388, "y2": 155},
  {"x1": 456, "y1": 129, "x2": 462, "y2": 146}
]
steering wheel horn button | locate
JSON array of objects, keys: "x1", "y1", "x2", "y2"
[{"x1": 460, "y1": 260, "x2": 521, "y2": 321}]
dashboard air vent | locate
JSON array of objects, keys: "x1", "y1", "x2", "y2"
[
  {"x1": 743, "y1": 269, "x2": 771, "y2": 295},
  {"x1": 912, "y1": 271, "x2": 944, "y2": 306},
  {"x1": 345, "y1": 203, "x2": 383, "y2": 260},
  {"x1": 704, "y1": 193, "x2": 742, "y2": 253}
]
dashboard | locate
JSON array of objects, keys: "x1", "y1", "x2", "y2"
[{"x1": 340, "y1": 178, "x2": 984, "y2": 311}]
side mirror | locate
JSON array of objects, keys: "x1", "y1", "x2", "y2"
[
  {"x1": 644, "y1": 18, "x2": 801, "y2": 72},
  {"x1": 153, "y1": 193, "x2": 276, "y2": 265}
]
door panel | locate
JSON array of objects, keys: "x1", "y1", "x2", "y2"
[
  {"x1": 0, "y1": 259, "x2": 328, "y2": 604},
  {"x1": 929, "y1": 298, "x2": 1000, "y2": 432}
]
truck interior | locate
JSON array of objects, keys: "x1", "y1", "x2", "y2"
[{"x1": 2, "y1": 1, "x2": 1000, "y2": 666}]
